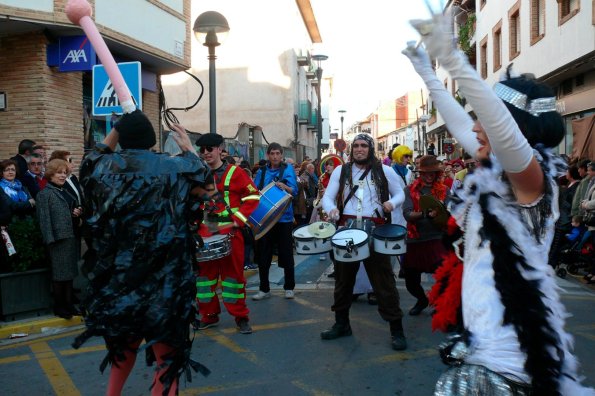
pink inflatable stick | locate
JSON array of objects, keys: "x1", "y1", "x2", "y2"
[{"x1": 66, "y1": 0, "x2": 136, "y2": 114}]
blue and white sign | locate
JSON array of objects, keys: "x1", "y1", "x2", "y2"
[
  {"x1": 92, "y1": 62, "x2": 142, "y2": 116},
  {"x1": 59, "y1": 36, "x2": 96, "y2": 72}
]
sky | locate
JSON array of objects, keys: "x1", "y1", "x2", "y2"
[{"x1": 310, "y1": 0, "x2": 445, "y2": 129}]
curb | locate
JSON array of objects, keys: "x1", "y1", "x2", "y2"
[{"x1": 0, "y1": 315, "x2": 84, "y2": 340}]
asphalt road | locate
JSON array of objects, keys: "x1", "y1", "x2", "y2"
[{"x1": 0, "y1": 254, "x2": 594, "y2": 395}]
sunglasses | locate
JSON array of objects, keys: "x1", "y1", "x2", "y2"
[
  {"x1": 352, "y1": 143, "x2": 369, "y2": 149},
  {"x1": 199, "y1": 146, "x2": 216, "y2": 153}
]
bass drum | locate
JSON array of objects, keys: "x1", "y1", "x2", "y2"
[
  {"x1": 372, "y1": 224, "x2": 407, "y2": 255},
  {"x1": 196, "y1": 234, "x2": 231, "y2": 262},
  {"x1": 331, "y1": 228, "x2": 370, "y2": 263},
  {"x1": 248, "y1": 182, "x2": 292, "y2": 240},
  {"x1": 292, "y1": 224, "x2": 332, "y2": 255}
]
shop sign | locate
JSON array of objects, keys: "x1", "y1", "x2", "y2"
[
  {"x1": 92, "y1": 62, "x2": 142, "y2": 116},
  {"x1": 47, "y1": 36, "x2": 97, "y2": 72},
  {"x1": 444, "y1": 142, "x2": 454, "y2": 154}
]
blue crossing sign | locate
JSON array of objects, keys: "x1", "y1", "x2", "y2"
[{"x1": 92, "y1": 61, "x2": 142, "y2": 116}]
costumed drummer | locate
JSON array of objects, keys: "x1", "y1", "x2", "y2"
[
  {"x1": 321, "y1": 133, "x2": 408, "y2": 351},
  {"x1": 194, "y1": 133, "x2": 260, "y2": 334},
  {"x1": 252, "y1": 142, "x2": 298, "y2": 300},
  {"x1": 406, "y1": 11, "x2": 594, "y2": 395},
  {"x1": 74, "y1": 111, "x2": 213, "y2": 396}
]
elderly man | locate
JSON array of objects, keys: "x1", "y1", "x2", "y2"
[{"x1": 321, "y1": 133, "x2": 408, "y2": 351}]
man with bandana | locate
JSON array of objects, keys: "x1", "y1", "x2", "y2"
[{"x1": 321, "y1": 133, "x2": 408, "y2": 351}]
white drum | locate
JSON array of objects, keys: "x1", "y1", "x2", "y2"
[
  {"x1": 331, "y1": 228, "x2": 370, "y2": 262},
  {"x1": 196, "y1": 234, "x2": 231, "y2": 262},
  {"x1": 372, "y1": 224, "x2": 407, "y2": 255},
  {"x1": 293, "y1": 224, "x2": 332, "y2": 255}
]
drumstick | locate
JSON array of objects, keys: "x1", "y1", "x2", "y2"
[{"x1": 66, "y1": 0, "x2": 136, "y2": 114}]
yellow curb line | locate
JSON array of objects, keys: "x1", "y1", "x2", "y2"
[{"x1": 0, "y1": 316, "x2": 84, "y2": 339}]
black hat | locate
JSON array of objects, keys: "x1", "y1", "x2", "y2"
[
  {"x1": 195, "y1": 133, "x2": 224, "y2": 147},
  {"x1": 114, "y1": 110, "x2": 156, "y2": 149}
]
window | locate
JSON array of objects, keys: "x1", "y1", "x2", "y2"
[
  {"x1": 509, "y1": 1, "x2": 521, "y2": 60},
  {"x1": 561, "y1": 79, "x2": 573, "y2": 96},
  {"x1": 531, "y1": 0, "x2": 546, "y2": 45},
  {"x1": 576, "y1": 73, "x2": 584, "y2": 87},
  {"x1": 558, "y1": 0, "x2": 580, "y2": 25},
  {"x1": 493, "y1": 20, "x2": 502, "y2": 72},
  {"x1": 480, "y1": 36, "x2": 488, "y2": 79}
]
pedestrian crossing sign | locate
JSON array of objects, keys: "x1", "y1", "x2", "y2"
[{"x1": 92, "y1": 61, "x2": 142, "y2": 116}]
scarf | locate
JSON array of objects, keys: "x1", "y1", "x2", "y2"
[
  {"x1": 407, "y1": 177, "x2": 447, "y2": 239},
  {"x1": 0, "y1": 178, "x2": 29, "y2": 202},
  {"x1": 391, "y1": 163, "x2": 409, "y2": 184}
]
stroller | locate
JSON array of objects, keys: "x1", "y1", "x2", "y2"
[{"x1": 554, "y1": 229, "x2": 593, "y2": 278}]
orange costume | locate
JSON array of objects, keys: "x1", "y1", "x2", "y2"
[{"x1": 196, "y1": 164, "x2": 260, "y2": 327}]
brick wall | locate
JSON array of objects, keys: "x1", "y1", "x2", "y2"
[
  {"x1": 0, "y1": 32, "x2": 83, "y2": 167},
  {"x1": 143, "y1": 78, "x2": 162, "y2": 149},
  {"x1": 0, "y1": 32, "x2": 163, "y2": 174}
]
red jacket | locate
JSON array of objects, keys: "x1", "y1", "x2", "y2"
[{"x1": 211, "y1": 164, "x2": 260, "y2": 227}]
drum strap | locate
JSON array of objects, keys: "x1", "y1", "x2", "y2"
[
  {"x1": 258, "y1": 162, "x2": 287, "y2": 191},
  {"x1": 342, "y1": 167, "x2": 371, "y2": 211}
]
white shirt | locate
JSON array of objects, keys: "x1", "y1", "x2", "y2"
[{"x1": 322, "y1": 164, "x2": 404, "y2": 218}]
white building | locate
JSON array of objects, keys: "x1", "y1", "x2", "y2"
[{"x1": 162, "y1": 0, "x2": 328, "y2": 163}]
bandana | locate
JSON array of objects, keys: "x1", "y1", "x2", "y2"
[{"x1": 351, "y1": 134, "x2": 376, "y2": 163}]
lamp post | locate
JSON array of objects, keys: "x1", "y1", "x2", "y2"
[
  {"x1": 338, "y1": 109, "x2": 346, "y2": 158},
  {"x1": 193, "y1": 11, "x2": 230, "y2": 134},
  {"x1": 420, "y1": 114, "x2": 430, "y2": 155},
  {"x1": 312, "y1": 53, "x2": 328, "y2": 159}
]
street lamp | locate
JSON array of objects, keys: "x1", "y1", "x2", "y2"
[
  {"x1": 193, "y1": 11, "x2": 230, "y2": 134},
  {"x1": 420, "y1": 114, "x2": 430, "y2": 155},
  {"x1": 338, "y1": 109, "x2": 346, "y2": 157},
  {"x1": 312, "y1": 53, "x2": 328, "y2": 159}
]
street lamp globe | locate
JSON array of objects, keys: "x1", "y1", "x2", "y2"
[
  {"x1": 193, "y1": 11, "x2": 230, "y2": 46},
  {"x1": 193, "y1": 11, "x2": 230, "y2": 134},
  {"x1": 312, "y1": 53, "x2": 328, "y2": 159}
]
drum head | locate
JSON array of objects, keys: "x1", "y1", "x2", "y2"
[
  {"x1": 203, "y1": 234, "x2": 228, "y2": 243},
  {"x1": 308, "y1": 222, "x2": 336, "y2": 238},
  {"x1": 372, "y1": 225, "x2": 407, "y2": 240},
  {"x1": 332, "y1": 229, "x2": 368, "y2": 247},
  {"x1": 292, "y1": 224, "x2": 313, "y2": 239}
]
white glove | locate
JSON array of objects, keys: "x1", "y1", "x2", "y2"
[
  {"x1": 410, "y1": 14, "x2": 533, "y2": 173},
  {"x1": 402, "y1": 42, "x2": 479, "y2": 155}
]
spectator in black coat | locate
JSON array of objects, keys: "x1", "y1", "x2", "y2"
[{"x1": 10, "y1": 139, "x2": 36, "y2": 180}]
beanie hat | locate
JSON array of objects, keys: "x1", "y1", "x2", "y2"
[{"x1": 114, "y1": 110, "x2": 156, "y2": 149}]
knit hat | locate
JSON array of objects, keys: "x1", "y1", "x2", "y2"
[{"x1": 114, "y1": 110, "x2": 156, "y2": 149}]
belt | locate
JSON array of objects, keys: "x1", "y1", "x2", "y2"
[{"x1": 339, "y1": 214, "x2": 386, "y2": 227}]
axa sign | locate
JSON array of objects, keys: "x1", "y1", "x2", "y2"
[{"x1": 59, "y1": 36, "x2": 96, "y2": 72}]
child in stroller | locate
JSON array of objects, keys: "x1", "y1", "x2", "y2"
[{"x1": 555, "y1": 216, "x2": 593, "y2": 278}]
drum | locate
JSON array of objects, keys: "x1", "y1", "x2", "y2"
[
  {"x1": 293, "y1": 224, "x2": 332, "y2": 255},
  {"x1": 196, "y1": 234, "x2": 231, "y2": 262},
  {"x1": 331, "y1": 228, "x2": 370, "y2": 262},
  {"x1": 248, "y1": 182, "x2": 292, "y2": 240},
  {"x1": 372, "y1": 224, "x2": 407, "y2": 255}
]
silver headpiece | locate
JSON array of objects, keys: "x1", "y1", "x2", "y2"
[{"x1": 493, "y1": 83, "x2": 557, "y2": 117}]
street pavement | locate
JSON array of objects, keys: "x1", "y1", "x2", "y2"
[{"x1": 0, "y1": 253, "x2": 594, "y2": 395}]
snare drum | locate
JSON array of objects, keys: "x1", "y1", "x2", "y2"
[
  {"x1": 248, "y1": 182, "x2": 292, "y2": 240},
  {"x1": 196, "y1": 234, "x2": 231, "y2": 262},
  {"x1": 372, "y1": 224, "x2": 407, "y2": 255},
  {"x1": 292, "y1": 225, "x2": 332, "y2": 255},
  {"x1": 331, "y1": 228, "x2": 370, "y2": 262}
]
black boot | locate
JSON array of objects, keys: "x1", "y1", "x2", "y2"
[
  {"x1": 408, "y1": 297, "x2": 429, "y2": 316},
  {"x1": 53, "y1": 281, "x2": 72, "y2": 320},
  {"x1": 321, "y1": 311, "x2": 352, "y2": 340},
  {"x1": 390, "y1": 319, "x2": 407, "y2": 351}
]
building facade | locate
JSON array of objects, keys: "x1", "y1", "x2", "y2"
[
  {"x1": 0, "y1": 0, "x2": 193, "y2": 165},
  {"x1": 161, "y1": 0, "x2": 327, "y2": 164},
  {"x1": 426, "y1": 0, "x2": 595, "y2": 158}
]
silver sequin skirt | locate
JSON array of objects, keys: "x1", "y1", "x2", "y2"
[{"x1": 434, "y1": 364, "x2": 532, "y2": 396}]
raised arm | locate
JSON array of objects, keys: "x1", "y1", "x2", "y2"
[
  {"x1": 411, "y1": 14, "x2": 544, "y2": 202},
  {"x1": 402, "y1": 42, "x2": 479, "y2": 156}
]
